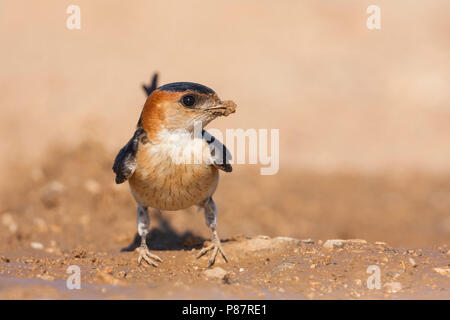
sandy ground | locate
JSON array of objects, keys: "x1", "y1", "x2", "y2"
[
  {"x1": 0, "y1": 1, "x2": 449, "y2": 299},
  {"x1": 0, "y1": 142, "x2": 449, "y2": 299}
]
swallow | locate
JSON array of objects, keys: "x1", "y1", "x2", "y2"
[{"x1": 113, "y1": 75, "x2": 237, "y2": 267}]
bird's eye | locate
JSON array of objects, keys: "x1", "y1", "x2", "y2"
[{"x1": 181, "y1": 95, "x2": 196, "y2": 108}]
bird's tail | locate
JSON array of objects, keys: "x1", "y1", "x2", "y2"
[{"x1": 142, "y1": 73, "x2": 159, "y2": 96}]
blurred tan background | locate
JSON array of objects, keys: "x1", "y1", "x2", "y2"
[
  {"x1": 0, "y1": 1, "x2": 449, "y2": 247},
  {"x1": 1, "y1": 0, "x2": 449, "y2": 173}
]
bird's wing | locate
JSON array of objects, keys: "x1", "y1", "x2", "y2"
[
  {"x1": 113, "y1": 73, "x2": 157, "y2": 184},
  {"x1": 202, "y1": 130, "x2": 232, "y2": 173},
  {"x1": 112, "y1": 128, "x2": 147, "y2": 184}
]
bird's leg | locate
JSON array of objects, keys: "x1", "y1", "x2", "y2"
[
  {"x1": 196, "y1": 197, "x2": 228, "y2": 267},
  {"x1": 136, "y1": 205, "x2": 162, "y2": 267}
]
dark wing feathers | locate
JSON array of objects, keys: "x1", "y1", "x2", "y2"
[
  {"x1": 112, "y1": 128, "x2": 146, "y2": 184},
  {"x1": 202, "y1": 130, "x2": 232, "y2": 173},
  {"x1": 114, "y1": 72, "x2": 156, "y2": 184}
]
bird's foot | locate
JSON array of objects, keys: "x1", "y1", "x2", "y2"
[
  {"x1": 196, "y1": 239, "x2": 228, "y2": 268},
  {"x1": 137, "y1": 246, "x2": 162, "y2": 267}
]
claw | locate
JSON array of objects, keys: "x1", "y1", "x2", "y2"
[
  {"x1": 196, "y1": 240, "x2": 228, "y2": 268},
  {"x1": 138, "y1": 247, "x2": 162, "y2": 267}
]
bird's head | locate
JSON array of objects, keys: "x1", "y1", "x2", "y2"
[{"x1": 139, "y1": 82, "x2": 236, "y2": 140}]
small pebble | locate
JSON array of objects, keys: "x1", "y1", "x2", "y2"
[
  {"x1": 323, "y1": 239, "x2": 345, "y2": 249},
  {"x1": 30, "y1": 242, "x2": 44, "y2": 250},
  {"x1": 408, "y1": 257, "x2": 417, "y2": 267},
  {"x1": 1, "y1": 213, "x2": 18, "y2": 233},
  {"x1": 38, "y1": 274, "x2": 55, "y2": 281},
  {"x1": 204, "y1": 267, "x2": 229, "y2": 280},
  {"x1": 384, "y1": 282, "x2": 402, "y2": 293},
  {"x1": 433, "y1": 267, "x2": 450, "y2": 277}
]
